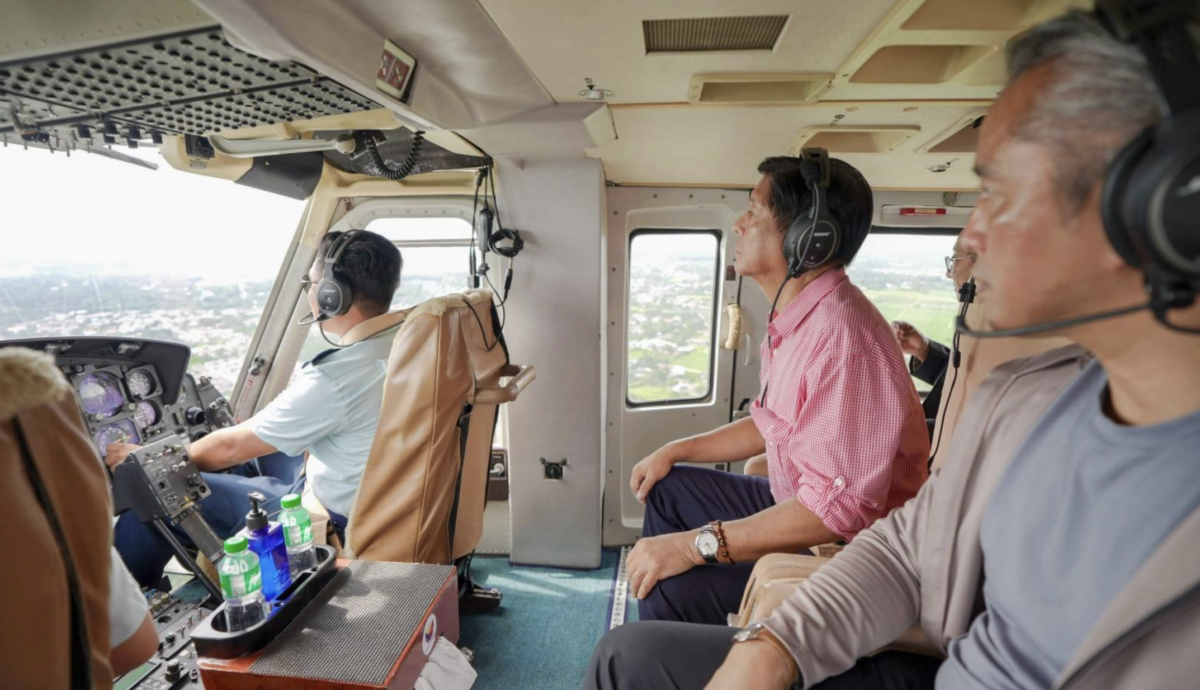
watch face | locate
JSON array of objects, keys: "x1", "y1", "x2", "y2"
[{"x1": 697, "y1": 530, "x2": 719, "y2": 556}]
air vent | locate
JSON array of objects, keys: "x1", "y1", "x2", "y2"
[{"x1": 643, "y1": 16, "x2": 788, "y2": 53}]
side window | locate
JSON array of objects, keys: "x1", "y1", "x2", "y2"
[
  {"x1": 295, "y1": 217, "x2": 474, "y2": 366},
  {"x1": 625, "y1": 230, "x2": 721, "y2": 406},
  {"x1": 846, "y1": 232, "x2": 959, "y2": 392}
]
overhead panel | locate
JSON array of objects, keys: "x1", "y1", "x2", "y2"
[
  {"x1": 787, "y1": 126, "x2": 921, "y2": 155},
  {"x1": 687, "y1": 73, "x2": 832, "y2": 105},
  {"x1": 915, "y1": 108, "x2": 989, "y2": 154},
  {"x1": 822, "y1": 0, "x2": 1090, "y2": 101},
  {"x1": 0, "y1": 27, "x2": 379, "y2": 151},
  {"x1": 643, "y1": 15, "x2": 788, "y2": 53}
]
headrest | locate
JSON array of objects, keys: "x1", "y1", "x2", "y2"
[
  {"x1": 340, "y1": 309, "x2": 412, "y2": 346},
  {"x1": 407, "y1": 289, "x2": 494, "y2": 321},
  {"x1": 0, "y1": 348, "x2": 72, "y2": 422}
]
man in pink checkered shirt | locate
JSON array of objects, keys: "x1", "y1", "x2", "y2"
[{"x1": 624, "y1": 155, "x2": 930, "y2": 626}]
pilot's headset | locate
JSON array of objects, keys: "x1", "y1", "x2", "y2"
[
  {"x1": 783, "y1": 148, "x2": 842, "y2": 278},
  {"x1": 1097, "y1": 0, "x2": 1200, "y2": 333},
  {"x1": 315, "y1": 230, "x2": 362, "y2": 321}
]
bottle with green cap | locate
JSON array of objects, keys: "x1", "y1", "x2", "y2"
[
  {"x1": 218, "y1": 535, "x2": 267, "y2": 632},
  {"x1": 279, "y1": 493, "x2": 318, "y2": 574}
]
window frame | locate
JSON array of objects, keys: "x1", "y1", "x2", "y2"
[{"x1": 624, "y1": 227, "x2": 724, "y2": 409}]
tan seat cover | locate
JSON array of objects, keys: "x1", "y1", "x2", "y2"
[
  {"x1": 0, "y1": 348, "x2": 116, "y2": 689},
  {"x1": 346, "y1": 290, "x2": 508, "y2": 564}
]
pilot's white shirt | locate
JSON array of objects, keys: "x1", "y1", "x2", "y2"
[{"x1": 247, "y1": 325, "x2": 399, "y2": 517}]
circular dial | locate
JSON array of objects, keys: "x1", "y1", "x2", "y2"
[
  {"x1": 127, "y1": 370, "x2": 154, "y2": 398},
  {"x1": 93, "y1": 420, "x2": 141, "y2": 450},
  {"x1": 133, "y1": 401, "x2": 158, "y2": 429},
  {"x1": 77, "y1": 373, "x2": 125, "y2": 418}
]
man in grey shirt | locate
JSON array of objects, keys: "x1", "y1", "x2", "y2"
[{"x1": 586, "y1": 7, "x2": 1200, "y2": 690}]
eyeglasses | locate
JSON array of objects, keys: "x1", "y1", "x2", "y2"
[
  {"x1": 299, "y1": 274, "x2": 313, "y2": 293},
  {"x1": 944, "y1": 254, "x2": 975, "y2": 274}
]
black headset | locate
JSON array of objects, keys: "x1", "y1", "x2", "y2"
[
  {"x1": 1097, "y1": 0, "x2": 1200, "y2": 329},
  {"x1": 783, "y1": 147, "x2": 842, "y2": 278},
  {"x1": 315, "y1": 230, "x2": 362, "y2": 321}
]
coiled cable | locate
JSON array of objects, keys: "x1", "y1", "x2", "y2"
[{"x1": 361, "y1": 129, "x2": 426, "y2": 181}]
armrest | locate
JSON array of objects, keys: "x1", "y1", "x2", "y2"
[{"x1": 475, "y1": 364, "x2": 536, "y2": 405}]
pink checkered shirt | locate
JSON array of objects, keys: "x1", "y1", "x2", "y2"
[{"x1": 749, "y1": 267, "x2": 930, "y2": 541}]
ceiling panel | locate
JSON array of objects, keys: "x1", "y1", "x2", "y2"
[
  {"x1": 477, "y1": 0, "x2": 899, "y2": 105},
  {"x1": 595, "y1": 104, "x2": 984, "y2": 190}
]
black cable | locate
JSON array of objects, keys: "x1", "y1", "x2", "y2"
[
  {"x1": 757, "y1": 276, "x2": 793, "y2": 407},
  {"x1": 319, "y1": 322, "x2": 346, "y2": 349},
  {"x1": 361, "y1": 130, "x2": 426, "y2": 181},
  {"x1": 929, "y1": 282, "x2": 975, "y2": 465},
  {"x1": 466, "y1": 299, "x2": 499, "y2": 352}
]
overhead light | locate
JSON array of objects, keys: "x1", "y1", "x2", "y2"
[{"x1": 579, "y1": 87, "x2": 614, "y2": 101}]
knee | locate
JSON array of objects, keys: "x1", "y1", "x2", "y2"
[
  {"x1": 587, "y1": 623, "x2": 668, "y2": 690},
  {"x1": 645, "y1": 465, "x2": 693, "y2": 512}
]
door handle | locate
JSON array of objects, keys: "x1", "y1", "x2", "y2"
[{"x1": 722, "y1": 304, "x2": 743, "y2": 350}]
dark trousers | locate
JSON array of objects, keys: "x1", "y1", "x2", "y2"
[
  {"x1": 115, "y1": 451, "x2": 309, "y2": 588},
  {"x1": 585, "y1": 621, "x2": 942, "y2": 690},
  {"x1": 639, "y1": 465, "x2": 780, "y2": 625}
]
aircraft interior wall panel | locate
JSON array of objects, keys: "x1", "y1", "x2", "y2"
[
  {"x1": 498, "y1": 156, "x2": 605, "y2": 569},
  {"x1": 602, "y1": 188, "x2": 744, "y2": 547}
]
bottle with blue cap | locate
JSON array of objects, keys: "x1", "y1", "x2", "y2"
[{"x1": 218, "y1": 535, "x2": 267, "y2": 632}]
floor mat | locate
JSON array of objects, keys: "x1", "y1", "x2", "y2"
[{"x1": 460, "y1": 551, "x2": 620, "y2": 690}]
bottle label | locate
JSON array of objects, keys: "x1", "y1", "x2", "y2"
[
  {"x1": 220, "y1": 557, "x2": 263, "y2": 598},
  {"x1": 282, "y1": 510, "x2": 314, "y2": 548}
]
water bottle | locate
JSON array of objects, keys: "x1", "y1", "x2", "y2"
[
  {"x1": 279, "y1": 493, "x2": 318, "y2": 574},
  {"x1": 218, "y1": 535, "x2": 267, "y2": 632}
]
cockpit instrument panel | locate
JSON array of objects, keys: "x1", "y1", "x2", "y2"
[{"x1": 0, "y1": 337, "x2": 234, "y2": 455}]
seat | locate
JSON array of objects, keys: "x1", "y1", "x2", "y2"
[
  {"x1": 339, "y1": 289, "x2": 534, "y2": 606},
  {"x1": 0, "y1": 347, "x2": 117, "y2": 688},
  {"x1": 732, "y1": 299, "x2": 1069, "y2": 647}
]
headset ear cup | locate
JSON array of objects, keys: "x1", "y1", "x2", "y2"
[
  {"x1": 1102, "y1": 128, "x2": 1154, "y2": 269},
  {"x1": 783, "y1": 216, "x2": 808, "y2": 277},
  {"x1": 316, "y1": 279, "x2": 352, "y2": 318}
]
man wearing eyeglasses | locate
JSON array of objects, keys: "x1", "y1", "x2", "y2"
[
  {"x1": 108, "y1": 230, "x2": 404, "y2": 588},
  {"x1": 891, "y1": 233, "x2": 976, "y2": 427}
]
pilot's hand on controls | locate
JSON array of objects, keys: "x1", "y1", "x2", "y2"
[
  {"x1": 105, "y1": 443, "x2": 141, "y2": 468},
  {"x1": 891, "y1": 320, "x2": 930, "y2": 362},
  {"x1": 626, "y1": 532, "x2": 699, "y2": 601},
  {"x1": 630, "y1": 443, "x2": 682, "y2": 505}
]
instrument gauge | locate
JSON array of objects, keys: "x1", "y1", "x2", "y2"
[
  {"x1": 133, "y1": 401, "x2": 158, "y2": 429},
  {"x1": 127, "y1": 370, "x2": 154, "y2": 398},
  {"x1": 94, "y1": 420, "x2": 141, "y2": 450},
  {"x1": 77, "y1": 373, "x2": 125, "y2": 418}
]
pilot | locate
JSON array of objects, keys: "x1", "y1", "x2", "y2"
[
  {"x1": 109, "y1": 229, "x2": 404, "y2": 588},
  {"x1": 587, "y1": 9, "x2": 1200, "y2": 690},
  {"x1": 623, "y1": 154, "x2": 930, "y2": 625},
  {"x1": 891, "y1": 232, "x2": 977, "y2": 426}
]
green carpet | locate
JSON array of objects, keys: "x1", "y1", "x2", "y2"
[{"x1": 460, "y1": 551, "x2": 621, "y2": 690}]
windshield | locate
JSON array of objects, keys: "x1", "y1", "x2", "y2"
[{"x1": 0, "y1": 146, "x2": 303, "y2": 394}]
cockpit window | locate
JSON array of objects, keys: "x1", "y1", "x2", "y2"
[
  {"x1": 846, "y1": 232, "x2": 959, "y2": 393},
  {"x1": 0, "y1": 147, "x2": 301, "y2": 394}
]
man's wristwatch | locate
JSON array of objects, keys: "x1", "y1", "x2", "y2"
[
  {"x1": 732, "y1": 622, "x2": 802, "y2": 688},
  {"x1": 694, "y1": 524, "x2": 720, "y2": 564}
]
